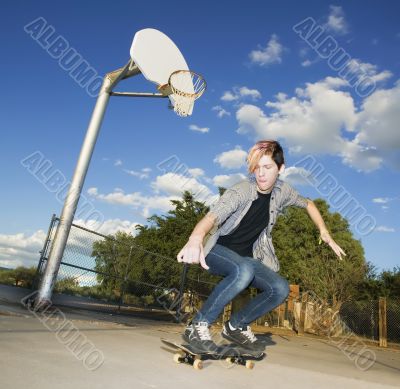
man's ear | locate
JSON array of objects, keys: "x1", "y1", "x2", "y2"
[{"x1": 279, "y1": 164, "x2": 285, "y2": 175}]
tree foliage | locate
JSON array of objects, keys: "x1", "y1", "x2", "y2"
[
  {"x1": 2, "y1": 189, "x2": 389, "y2": 307},
  {"x1": 274, "y1": 198, "x2": 366, "y2": 306},
  {"x1": 89, "y1": 191, "x2": 400, "y2": 306},
  {"x1": 91, "y1": 191, "x2": 219, "y2": 299},
  {"x1": 0, "y1": 266, "x2": 36, "y2": 288}
]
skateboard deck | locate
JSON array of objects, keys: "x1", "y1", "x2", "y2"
[{"x1": 161, "y1": 338, "x2": 265, "y2": 370}]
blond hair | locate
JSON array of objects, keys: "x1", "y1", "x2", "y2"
[{"x1": 246, "y1": 140, "x2": 285, "y2": 174}]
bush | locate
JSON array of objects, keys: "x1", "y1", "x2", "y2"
[{"x1": 0, "y1": 266, "x2": 36, "y2": 288}]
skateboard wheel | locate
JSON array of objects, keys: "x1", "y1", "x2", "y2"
[
  {"x1": 245, "y1": 360, "x2": 255, "y2": 369},
  {"x1": 226, "y1": 357, "x2": 234, "y2": 364},
  {"x1": 193, "y1": 359, "x2": 203, "y2": 370},
  {"x1": 173, "y1": 353, "x2": 182, "y2": 364}
]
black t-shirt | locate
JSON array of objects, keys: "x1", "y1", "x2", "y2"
[{"x1": 216, "y1": 191, "x2": 271, "y2": 257}]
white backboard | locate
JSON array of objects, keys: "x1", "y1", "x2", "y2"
[{"x1": 130, "y1": 28, "x2": 190, "y2": 87}]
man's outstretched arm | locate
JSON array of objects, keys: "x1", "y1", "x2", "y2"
[
  {"x1": 305, "y1": 200, "x2": 346, "y2": 260},
  {"x1": 176, "y1": 212, "x2": 217, "y2": 270}
]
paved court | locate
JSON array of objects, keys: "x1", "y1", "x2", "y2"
[{"x1": 0, "y1": 285, "x2": 399, "y2": 389}]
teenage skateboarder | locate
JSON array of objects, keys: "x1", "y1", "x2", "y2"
[{"x1": 177, "y1": 140, "x2": 346, "y2": 352}]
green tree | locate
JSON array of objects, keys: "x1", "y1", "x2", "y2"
[
  {"x1": 91, "y1": 191, "x2": 375, "y2": 308},
  {"x1": 12, "y1": 266, "x2": 37, "y2": 288},
  {"x1": 380, "y1": 266, "x2": 400, "y2": 298},
  {"x1": 352, "y1": 261, "x2": 383, "y2": 300},
  {"x1": 0, "y1": 268, "x2": 14, "y2": 285},
  {"x1": 92, "y1": 191, "x2": 218, "y2": 300},
  {"x1": 132, "y1": 191, "x2": 217, "y2": 294},
  {"x1": 273, "y1": 198, "x2": 366, "y2": 307},
  {"x1": 92, "y1": 231, "x2": 135, "y2": 297}
]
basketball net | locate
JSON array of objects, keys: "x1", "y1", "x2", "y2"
[{"x1": 167, "y1": 70, "x2": 206, "y2": 117}]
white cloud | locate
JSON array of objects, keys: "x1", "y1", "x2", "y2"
[
  {"x1": 374, "y1": 226, "x2": 395, "y2": 233},
  {"x1": 189, "y1": 124, "x2": 209, "y2": 133},
  {"x1": 0, "y1": 230, "x2": 46, "y2": 268},
  {"x1": 344, "y1": 59, "x2": 392, "y2": 87},
  {"x1": 325, "y1": 5, "x2": 349, "y2": 35},
  {"x1": 372, "y1": 197, "x2": 396, "y2": 211},
  {"x1": 301, "y1": 59, "x2": 312, "y2": 67},
  {"x1": 123, "y1": 168, "x2": 150, "y2": 179},
  {"x1": 88, "y1": 187, "x2": 178, "y2": 218},
  {"x1": 87, "y1": 187, "x2": 98, "y2": 196},
  {"x1": 249, "y1": 34, "x2": 284, "y2": 66},
  {"x1": 221, "y1": 87, "x2": 261, "y2": 102},
  {"x1": 340, "y1": 142, "x2": 383, "y2": 172},
  {"x1": 114, "y1": 159, "x2": 122, "y2": 166},
  {"x1": 237, "y1": 77, "x2": 356, "y2": 153},
  {"x1": 66, "y1": 218, "x2": 142, "y2": 267},
  {"x1": 235, "y1": 76, "x2": 400, "y2": 172},
  {"x1": 213, "y1": 147, "x2": 248, "y2": 169},
  {"x1": 74, "y1": 218, "x2": 142, "y2": 236},
  {"x1": 352, "y1": 81, "x2": 400, "y2": 170},
  {"x1": 212, "y1": 105, "x2": 231, "y2": 118},
  {"x1": 239, "y1": 87, "x2": 262, "y2": 100},
  {"x1": 372, "y1": 198, "x2": 391, "y2": 204},
  {"x1": 188, "y1": 168, "x2": 205, "y2": 178},
  {"x1": 300, "y1": 56, "x2": 320, "y2": 67},
  {"x1": 212, "y1": 173, "x2": 247, "y2": 188},
  {"x1": 151, "y1": 172, "x2": 213, "y2": 202},
  {"x1": 0, "y1": 218, "x2": 142, "y2": 272},
  {"x1": 221, "y1": 91, "x2": 237, "y2": 102},
  {"x1": 280, "y1": 167, "x2": 312, "y2": 186}
]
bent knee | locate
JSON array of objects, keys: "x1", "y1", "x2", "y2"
[
  {"x1": 234, "y1": 262, "x2": 255, "y2": 288},
  {"x1": 275, "y1": 278, "x2": 290, "y2": 300}
]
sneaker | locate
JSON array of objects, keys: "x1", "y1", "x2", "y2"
[
  {"x1": 182, "y1": 321, "x2": 218, "y2": 353},
  {"x1": 222, "y1": 321, "x2": 265, "y2": 352}
]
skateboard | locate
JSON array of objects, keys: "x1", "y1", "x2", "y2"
[{"x1": 161, "y1": 338, "x2": 265, "y2": 370}]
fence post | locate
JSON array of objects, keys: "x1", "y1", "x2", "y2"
[
  {"x1": 299, "y1": 292, "x2": 308, "y2": 335},
  {"x1": 379, "y1": 297, "x2": 387, "y2": 347},
  {"x1": 32, "y1": 214, "x2": 58, "y2": 290}
]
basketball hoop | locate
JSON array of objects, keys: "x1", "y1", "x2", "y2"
[{"x1": 159, "y1": 70, "x2": 206, "y2": 117}]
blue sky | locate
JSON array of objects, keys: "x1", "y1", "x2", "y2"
[{"x1": 1, "y1": 0, "x2": 399, "y2": 273}]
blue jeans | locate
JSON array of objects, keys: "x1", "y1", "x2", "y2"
[{"x1": 193, "y1": 244, "x2": 290, "y2": 328}]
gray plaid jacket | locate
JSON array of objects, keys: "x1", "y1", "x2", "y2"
[{"x1": 203, "y1": 176, "x2": 309, "y2": 272}]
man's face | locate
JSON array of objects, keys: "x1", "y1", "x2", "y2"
[{"x1": 253, "y1": 154, "x2": 284, "y2": 192}]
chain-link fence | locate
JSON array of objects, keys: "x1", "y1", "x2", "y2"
[
  {"x1": 8, "y1": 214, "x2": 398, "y2": 346},
  {"x1": 339, "y1": 300, "x2": 379, "y2": 341},
  {"x1": 31, "y1": 215, "x2": 300, "y2": 326},
  {"x1": 387, "y1": 298, "x2": 400, "y2": 344},
  {"x1": 337, "y1": 298, "x2": 400, "y2": 345},
  {"x1": 292, "y1": 294, "x2": 400, "y2": 346},
  {"x1": 32, "y1": 215, "x2": 222, "y2": 321}
]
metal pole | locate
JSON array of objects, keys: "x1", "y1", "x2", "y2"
[
  {"x1": 175, "y1": 263, "x2": 189, "y2": 322},
  {"x1": 35, "y1": 77, "x2": 112, "y2": 308}
]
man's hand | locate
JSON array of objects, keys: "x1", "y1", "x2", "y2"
[
  {"x1": 320, "y1": 230, "x2": 346, "y2": 260},
  {"x1": 176, "y1": 236, "x2": 209, "y2": 270}
]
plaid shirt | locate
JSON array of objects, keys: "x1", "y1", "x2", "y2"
[{"x1": 203, "y1": 176, "x2": 309, "y2": 272}]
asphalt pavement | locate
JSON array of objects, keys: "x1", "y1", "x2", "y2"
[{"x1": 1, "y1": 284, "x2": 399, "y2": 389}]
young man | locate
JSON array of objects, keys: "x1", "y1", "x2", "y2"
[{"x1": 177, "y1": 140, "x2": 345, "y2": 352}]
